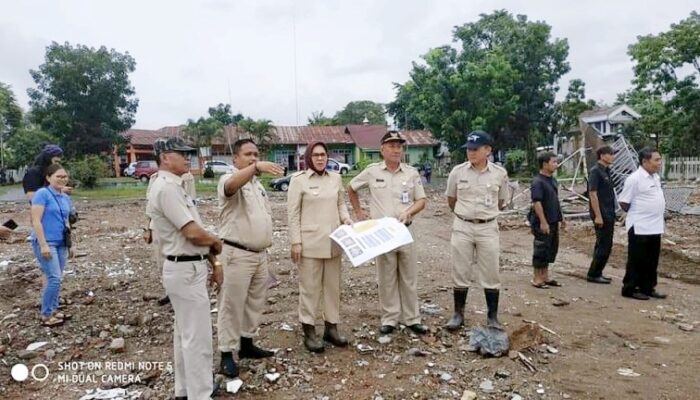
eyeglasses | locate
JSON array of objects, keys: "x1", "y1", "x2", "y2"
[{"x1": 311, "y1": 153, "x2": 327, "y2": 158}]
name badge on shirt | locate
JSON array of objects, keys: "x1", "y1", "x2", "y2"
[{"x1": 484, "y1": 184, "x2": 493, "y2": 206}]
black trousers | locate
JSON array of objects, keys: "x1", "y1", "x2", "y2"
[
  {"x1": 622, "y1": 226, "x2": 660, "y2": 296},
  {"x1": 532, "y1": 224, "x2": 559, "y2": 269},
  {"x1": 587, "y1": 220, "x2": 615, "y2": 278}
]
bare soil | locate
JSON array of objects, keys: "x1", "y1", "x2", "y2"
[{"x1": 1, "y1": 184, "x2": 699, "y2": 400}]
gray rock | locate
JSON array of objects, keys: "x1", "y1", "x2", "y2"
[
  {"x1": 109, "y1": 338, "x2": 125, "y2": 353},
  {"x1": 440, "y1": 372, "x2": 452, "y2": 382},
  {"x1": 461, "y1": 390, "x2": 477, "y2": 400},
  {"x1": 18, "y1": 350, "x2": 38, "y2": 360},
  {"x1": 479, "y1": 379, "x2": 494, "y2": 392}
]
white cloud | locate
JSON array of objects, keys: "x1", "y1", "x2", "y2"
[{"x1": 1, "y1": 0, "x2": 697, "y2": 128}]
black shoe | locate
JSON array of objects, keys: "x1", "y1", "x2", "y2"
[
  {"x1": 587, "y1": 276, "x2": 611, "y2": 284},
  {"x1": 407, "y1": 323, "x2": 428, "y2": 335},
  {"x1": 600, "y1": 275, "x2": 612, "y2": 282},
  {"x1": 323, "y1": 321, "x2": 348, "y2": 347},
  {"x1": 158, "y1": 295, "x2": 171, "y2": 306},
  {"x1": 238, "y1": 337, "x2": 274, "y2": 359},
  {"x1": 175, "y1": 397, "x2": 187, "y2": 400},
  {"x1": 647, "y1": 290, "x2": 667, "y2": 299},
  {"x1": 379, "y1": 325, "x2": 395, "y2": 334},
  {"x1": 445, "y1": 288, "x2": 467, "y2": 331},
  {"x1": 212, "y1": 382, "x2": 220, "y2": 397},
  {"x1": 484, "y1": 289, "x2": 504, "y2": 330},
  {"x1": 302, "y1": 323, "x2": 325, "y2": 353},
  {"x1": 622, "y1": 292, "x2": 650, "y2": 300},
  {"x1": 219, "y1": 351, "x2": 239, "y2": 378}
]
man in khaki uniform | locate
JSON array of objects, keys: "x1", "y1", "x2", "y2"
[
  {"x1": 288, "y1": 141, "x2": 353, "y2": 353},
  {"x1": 147, "y1": 137, "x2": 223, "y2": 400},
  {"x1": 144, "y1": 152, "x2": 197, "y2": 306},
  {"x1": 445, "y1": 131, "x2": 509, "y2": 331},
  {"x1": 217, "y1": 138, "x2": 284, "y2": 377},
  {"x1": 348, "y1": 131, "x2": 428, "y2": 335}
]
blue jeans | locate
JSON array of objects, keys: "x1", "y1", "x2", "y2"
[{"x1": 32, "y1": 240, "x2": 68, "y2": 318}]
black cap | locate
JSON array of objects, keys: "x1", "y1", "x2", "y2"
[
  {"x1": 461, "y1": 130, "x2": 493, "y2": 150},
  {"x1": 153, "y1": 137, "x2": 195, "y2": 156},
  {"x1": 381, "y1": 131, "x2": 406, "y2": 144}
]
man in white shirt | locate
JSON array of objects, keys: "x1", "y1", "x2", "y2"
[{"x1": 618, "y1": 148, "x2": 666, "y2": 300}]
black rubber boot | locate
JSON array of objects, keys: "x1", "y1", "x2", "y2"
[
  {"x1": 484, "y1": 288, "x2": 504, "y2": 330},
  {"x1": 445, "y1": 288, "x2": 468, "y2": 331},
  {"x1": 238, "y1": 336, "x2": 274, "y2": 359},
  {"x1": 323, "y1": 321, "x2": 348, "y2": 347},
  {"x1": 219, "y1": 351, "x2": 239, "y2": 378},
  {"x1": 302, "y1": 323, "x2": 325, "y2": 353}
]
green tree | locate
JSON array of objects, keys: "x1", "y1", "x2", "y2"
[
  {"x1": 307, "y1": 111, "x2": 336, "y2": 126},
  {"x1": 28, "y1": 42, "x2": 138, "y2": 157},
  {"x1": 183, "y1": 117, "x2": 224, "y2": 148},
  {"x1": 0, "y1": 83, "x2": 24, "y2": 168},
  {"x1": 208, "y1": 103, "x2": 244, "y2": 126},
  {"x1": 333, "y1": 100, "x2": 386, "y2": 125},
  {"x1": 5, "y1": 123, "x2": 59, "y2": 168},
  {"x1": 238, "y1": 118, "x2": 276, "y2": 154},
  {"x1": 623, "y1": 11, "x2": 700, "y2": 155},
  {"x1": 389, "y1": 10, "x2": 570, "y2": 165}
]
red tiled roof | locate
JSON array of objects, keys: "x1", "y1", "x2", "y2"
[{"x1": 121, "y1": 125, "x2": 437, "y2": 148}]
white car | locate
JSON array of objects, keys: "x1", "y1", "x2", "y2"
[
  {"x1": 327, "y1": 159, "x2": 351, "y2": 175},
  {"x1": 204, "y1": 160, "x2": 234, "y2": 174},
  {"x1": 123, "y1": 162, "x2": 137, "y2": 177}
]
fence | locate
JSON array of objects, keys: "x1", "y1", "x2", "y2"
[{"x1": 663, "y1": 157, "x2": 700, "y2": 180}]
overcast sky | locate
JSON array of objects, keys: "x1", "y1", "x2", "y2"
[{"x1": 1, "y1": 1, "x2": 697, "y2": 129}]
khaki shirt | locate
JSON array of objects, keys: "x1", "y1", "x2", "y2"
[
  {"x1": 146, "y1": 170, "x2": 209, "y2": 257},
  {"x1": 287, "y1": 170, "x2": 350, "y2": 259},
  {"x1": 217, "y1": 169, "x2": 273, "y2": 250},
  {"x1": 445, "y1": 161, "x2": 509, "y2": 220},
  {"x1": 349, "y1": 161, "x2": 426, "y2": 219},
  {"x1": 147, "y1": 171, "x2": 196, "y2": 230}
]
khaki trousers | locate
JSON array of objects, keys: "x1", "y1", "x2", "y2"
[
  {"x1": 375, "y1": 242, "x2": 421, "y2": 327},
  {"x1": 162, "y1": 260, "x2": 213, "y2": 400},
  {"x1": 450, "y1": 218, "x2": 501, "y2": 289},
  {"x1": 217, "y1": 245, "x2": 268, "y2": 352},
  {"x1": 298, "y1": 256, "x2": 341, "y2": 325}
]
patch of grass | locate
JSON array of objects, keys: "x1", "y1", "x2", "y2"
[
  {"x1": 0, "y1": 184, "x2": 21, "y2": 196},
  {"x1": 72, "y1": 186, "x2": 147, "y2": 200}
]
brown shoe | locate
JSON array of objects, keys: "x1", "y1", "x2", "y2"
[{"x1": 323, "y1": 322, "x2": 348, "y2": 347}]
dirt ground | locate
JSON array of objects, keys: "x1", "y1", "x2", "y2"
[{"x1": 1, "y1": 183, "x2": 699, "y2": 400}]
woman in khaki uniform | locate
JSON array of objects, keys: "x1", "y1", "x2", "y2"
[{"x1": 288, "y1": 142, "x2": 353, "y2": 353}]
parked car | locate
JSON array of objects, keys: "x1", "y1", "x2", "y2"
[
  {"x1": 270, "y1": 175, "x2": 292, "y2": 191},
  {"x1": 122, "y1": 162, "x2": 137, "y2": 177},
  {"x1": 203, "y1": 160, "x2": 234, "y2": 174},
  {"x1": 296, "y1": 158, "x2": 351, "y2": 174},
  {"x1": 133, "y1": 160, "x2": 158, "y2": 182}
]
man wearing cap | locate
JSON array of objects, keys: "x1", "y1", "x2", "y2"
[
  {"x1": 147, "y1": 137, "x2": 223, "y2": 400},
  {"x1": 445, "y1": 131, "x2": 509, "y2": 331},
  {"x1": 216, "y1": 138, "x2": 284, "y2": 377},
  {"x1": 347, "y1": 130, "x2": 428, "y2": 335},
  {"x1": 145, "y1": 140, "x2": 198, "y2": 306}
]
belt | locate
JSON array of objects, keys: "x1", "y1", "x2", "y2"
[
  {"x1": 223, "y1": 239, "x2": 263, "y2": 253},
  {"x1": 455, "y1": 215, "x2": 496, "y2": 224},
  {"x1": 165, "y1": 254, "x2": 207, "y2": 262}
]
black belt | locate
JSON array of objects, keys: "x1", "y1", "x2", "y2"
[
  {"x1": 455, "y1": 215, "x2": 496, "y2": 224},
  {"x1": 166, "y1": 254, "x2": 207, "y2": 262},
  {"x1": 223, "y1": 239, "x2": 263, "y2": 253}
]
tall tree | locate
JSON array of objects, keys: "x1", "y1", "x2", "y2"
[
  {"x1": 557, "y1": 79, "x2": 597, "y2": 133},
  {"x1": 389, "y1": 10, "x2": 570, "y2": 162},
  {"x1": 0, "y1": 83, "x2": 24, "y2": 168},
  {"x1": 333, "y1": 101, "x2": 386, "y2": 125},
  {"x1": 28, "y1": 42, "x2": 138, "y2": 157},
  {"x1": 208, "y1": 103, "x2": 244, "y2": 126},
  {"x1": 5, "y1": 122, "x2": 58, "y2": 168},
  {"x1": 307, "y1": 111, "x2": 336, "y2": 126},
  {"x1": 183, "y1": 117, "x2": 224, "y2": 148},
  {"x1": 238, "y1": 118, "x2": 275, "y2": 154},
  {"x1": 623, "y1": 11, "x2": 700, "y2": 155}
]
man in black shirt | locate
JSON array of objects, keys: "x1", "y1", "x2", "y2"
[
  {"x1": 529, "y1": 152, "x2": 564, "y2": 288},
  {"x1": 22, "y1": 144, "x2": 69, "y2": 201},
  {"x1": 587, "y1": 146, "x2": 616, "y2": 284}
]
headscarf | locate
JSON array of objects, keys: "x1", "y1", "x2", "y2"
[
  {"x1": 42, "y1": 144, "x2": 64, "y2": 158},
  {"x1": 304, "y1": 141, "x2": 328, "y2": 175}
]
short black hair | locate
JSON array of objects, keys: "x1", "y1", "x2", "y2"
[
  {"x1": 233, "y1": 138, "x2": 257, "y2": 155},
  {"x1": 537, "y1": 152, "x2": 557, "y2": 169},
  {"x1": 596, "y1": 145, "x2": 614, "y2": 159},
  {"x1": 638, "y1": 147, "x2": 658, "y2": 164}
]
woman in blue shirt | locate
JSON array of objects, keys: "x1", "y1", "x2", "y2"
[{"x1": 30, "y1": 163, "x2": 73, "y2": 327}]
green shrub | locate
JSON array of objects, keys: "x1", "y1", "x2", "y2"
[
  {"x1": 203, "y1": 165, "x2": 215, "y2": 178},
  {"x1": 65, "y1": 155, "x2": 110, "y2": 189},
  {"x1": 505, "y1": 149, "x2": 527, "y2": 175},
  {"x1": 354, "y1": 158, "x2": 373, "y2": 171}
]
